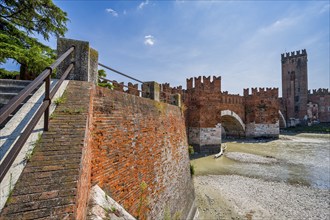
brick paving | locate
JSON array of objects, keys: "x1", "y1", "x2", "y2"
[{"x1": 0, "y1": 81, "x2": 93, "y2": 220}]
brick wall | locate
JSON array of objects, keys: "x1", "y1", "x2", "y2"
[
  {"x1": 281, "y1": 50, "x2": 308, "y2": 121},
  {"x1": 308, "y1": 89, "x2": 330, "y2": 123},
  {"x1": 244, "y1": 88, "x2": 279, "y2": 137},
  {"x1": 91, "y1": 87, "x2": 195, "y2": 219}
]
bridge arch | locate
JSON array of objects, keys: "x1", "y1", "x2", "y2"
[
  {"x1": 220, "y1": 110, "x2": 245, "y2": 137},
  {"x1": 279, "y1": 110, "x2": 287, "y2": 128}
]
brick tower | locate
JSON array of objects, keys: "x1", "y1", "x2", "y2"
[{"x1": 281, "y1": 49, "x2": 308, "y2": 124}]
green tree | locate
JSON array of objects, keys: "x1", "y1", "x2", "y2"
[
  {"x1": 0, "y1": 0, "x2": 68, "y2": 79},
  {"x1": 98, "y1": 69, "x2": 114, "y2": 90}
]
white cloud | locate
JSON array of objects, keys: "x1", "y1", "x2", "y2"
[
  {"x1": 138, "y1": 0, "x2": 149, "y2": 10},
  {"x1": 260, "y1": 17, "x2": 298, "y2": 35},
  {"x1": 144, "y1": 35, "x2": 155, "y2": 46},
  {"x1": 105, "y1": 8, "x2": 118, "y2": 17},
  {"x1": 319, "y1": 3, "x2": 329, "y2": 14}
]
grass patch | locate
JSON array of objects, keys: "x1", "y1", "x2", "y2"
[
  {"x1": 61, "y1": 107, "x2": 84, "y2": 114},
  {"x1": 24, "y1": 133, "x2": 42, "y2": 163},
  {"x1": 54, "y1": 94, "x2": 67, "y2": 106}
]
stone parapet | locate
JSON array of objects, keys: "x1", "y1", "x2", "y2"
[{"x1": 57, "y1": 38, "x2": 98, "y2": 84}]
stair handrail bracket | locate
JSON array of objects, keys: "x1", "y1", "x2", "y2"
[{"x1": 0, "y1": 46, "x2": 75, "y2": 183}]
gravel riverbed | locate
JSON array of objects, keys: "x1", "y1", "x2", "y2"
[
  {"x1": 194, "y1": 175, "x2": 330, "y2": 220},
  {"x1": 192, "y1": 134, "x2": 330, "y2": 220}
]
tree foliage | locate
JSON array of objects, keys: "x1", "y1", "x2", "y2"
[
  {"x1": 98, "y1": 69, "x2": 114, "y2": 90},
  {"x1": 0, "y1": 0, "x2": 68, "y2": 79}
]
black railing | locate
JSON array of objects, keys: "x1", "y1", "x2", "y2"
[
  {"x1": 0, "y1": 46, "x2": 75, "y2": 182},
  {"x1": 98, "y1": 63, "x2": 144, "y2": 84}
]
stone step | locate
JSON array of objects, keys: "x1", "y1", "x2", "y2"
[
  {"x1": 0, "y1": 85, "x2": 26, "y2": 93},
  {"x1": 0, "y1": 93, "x2": 19, "y2": 104},
  {"x1": 0, "y1": 79, "x2": 31, "y2": 87}
]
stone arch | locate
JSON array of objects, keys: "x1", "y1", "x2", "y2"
[
  {"x1": 220, "y1": 110, "x2": 245, "y2": 137},
  {"x1": 279, "y1": 110, "x2": 287, "y2": 128}
]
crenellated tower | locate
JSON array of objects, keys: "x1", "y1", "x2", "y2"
[{"x1": 281, "y1": 49, "x2": 308, "y2": 123}]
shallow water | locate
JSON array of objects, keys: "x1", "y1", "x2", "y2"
[{"x1": 191, "y1": 133, "x2": 330, "y2": 189}]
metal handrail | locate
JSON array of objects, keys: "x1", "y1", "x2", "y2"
[
  {"x1": 0, "y1": 46, "x2": 75, "y2": 182},
  {"x1": 98, "y1": 63, "x2": 144, "y2": 84},
  {"x1": 0, "y1": 47, "x2": 74, "y2": 125}
]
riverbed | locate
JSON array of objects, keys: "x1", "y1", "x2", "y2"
[{"x1": 191, "y1": 133, "x2": 330, "y2": 219}]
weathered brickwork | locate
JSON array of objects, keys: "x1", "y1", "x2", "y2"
[
  {"x1": 161, "y1": 76, "x2": 279, "y2": 150},
  {"x1": 281, "y1": 50, "x2": 308, "y2": 121},
  {"x1": 243, "y1": 88, "x2": 279, "y2": 124},
  {"x1": 91, "y1": 86, "x2": 195, "y2": 219},
  {"x1": 308, "y1": 89, "x2": 330, "y2": 123},
  {"x1": 0, "y1": 81, "x2": 93, "y2": 220}
]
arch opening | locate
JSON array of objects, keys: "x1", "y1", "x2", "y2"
[
  {"x1": 220, "y1": 110, "x2": 245, "y2": 138},
  {"x1": 279, "y1": 110, "x2": 287, "y2": 128}
]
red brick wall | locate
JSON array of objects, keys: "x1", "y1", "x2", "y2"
[
  {"x1": 244, "y1": 88, "x2": 279, "y2": 124},
  {"x1": 91, "y1": 87, "x2": 195, "y2": 219},
  {"x1": 75, "y1": 84, "x2": 94, "y2": 220},
  {"x1": 281, "y1": 50, "x2": 308, "y2": 120},
  {"x1": 308, "y1": 89, "x2": 330, "y2": 122}
]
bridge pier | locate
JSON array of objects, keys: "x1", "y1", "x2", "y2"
[{"x1": 188, "y1": 124, "x2": 222, "y2": 154}]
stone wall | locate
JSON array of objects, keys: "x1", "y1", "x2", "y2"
[
  {"x1": 188, "y1": 126, "x2": 222, "y2": 154},
  {"x1": 91, "y1": 86, "x2": 195, "y2": 219},
  {"x1": 245, "y1": 122, "x2": 280, "y2": 138}
]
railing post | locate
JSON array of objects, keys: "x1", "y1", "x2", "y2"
[
  {"x1": 142, "y1": 81, "x2": 160, "y2": 102},
  {"x1": 44, "y1": 74, "x2": 51, "y2": 131}
]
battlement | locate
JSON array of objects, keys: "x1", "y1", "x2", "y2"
[
  {"x1": 244, "y1": 87, "x2": 278, "y2": 97},
  {"x1": 221, "y1": 92, "x2": 243, "y2": 104},
  {"x1": 160, "y1": 83, "x2": 183, "y2": 94},
  {"x1": 281, "y1": 49, "x2": 307, "y2": 60},
  {"x1": 308, "y1": 88, "x2": 330, "y2": 95},
  {"x1": 109, "y1": 80, "x2": 139, "y2": 96},
  {"x1": 186, "y1": 75, "x2": 221, "y2": 92}
]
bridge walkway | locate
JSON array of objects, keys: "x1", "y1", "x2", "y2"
[{"x1": 0, "y1": 81, "x2": 93, "y2": 220}]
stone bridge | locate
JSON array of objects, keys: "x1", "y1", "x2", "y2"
[{"x1": 160, "y1": 76, "x2": 280, "y2": 153}]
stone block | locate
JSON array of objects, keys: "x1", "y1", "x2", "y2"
[
  {"x1": 170, "y1": 94, "x2": 181, "y2": 107},
  {"x1": 56, "y1": 38, "x2": 98, "y2": 84},
  {"x1": 142, "y1": 81, "x2": 160, "y2": 101}
]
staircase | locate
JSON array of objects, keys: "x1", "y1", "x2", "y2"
[{"x1": 0, "y1": 79, "x2": 32, "y2": 128}]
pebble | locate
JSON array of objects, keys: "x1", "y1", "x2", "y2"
[{"x1": 194, "y1": 175, "x2": 330, "y2": 219}]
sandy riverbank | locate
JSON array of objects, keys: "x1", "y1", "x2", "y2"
[{"x1": 194, "y1": 175, "x2": 330, "y2": 220}]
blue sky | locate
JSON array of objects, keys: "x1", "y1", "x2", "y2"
[{"x1": 6, "y1": 1, "x2": 330, "y2": 95}]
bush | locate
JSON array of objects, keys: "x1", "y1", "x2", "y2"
[
  {"x1": 190, "y1": 164, "x2": 195, "y2": 176},
  {"x1": 188, "y1": 145, "x2": 194, "y2": 155}
]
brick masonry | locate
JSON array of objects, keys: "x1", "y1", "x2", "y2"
[
  {"x1": 160, "y1": 76, "x2": 280, "y2": 150},
  {"x1": 308, "y1": 89, "x2": 330, "y2": 123},
  {"x1": 91, "y1": 86, "x2": 195, "y2": 220},
  {"x1": 0, "y1": 81, "x2": 93, "y2": 219},
  {"x1": 244, "y1": 88, "x2": 280, "y2": 138},
  {"x1": 281, "y1": 50, "x2": 308, "y2": 121}
]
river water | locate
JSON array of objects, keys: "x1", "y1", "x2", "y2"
[{"x1": 191, "y1": 133, "x2": 330, "y2": 219}]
